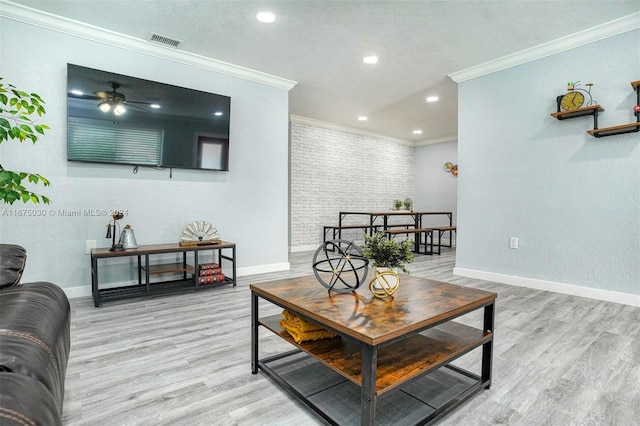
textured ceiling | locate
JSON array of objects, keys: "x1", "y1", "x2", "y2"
[{"x1": 9, "y1": 0, "x2": 640, "y2": 142}]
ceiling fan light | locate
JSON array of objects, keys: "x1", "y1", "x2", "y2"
[
  {"x1": 98, "y1": 101, "x2": 111, "y2": 112},
  {"x1": 114, "y1": 104, "x2": 126, "y2": 115}
]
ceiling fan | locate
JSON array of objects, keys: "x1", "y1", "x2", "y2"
[{"x1": 69, "y1": 82, "x2": 158, "y2": 115}]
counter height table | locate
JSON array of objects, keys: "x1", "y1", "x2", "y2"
[
  {"x1": 251, "y1": 274, "x2": 496, "y2": 425},
  {"x1": 336, "y1": 211, "x2": 453, "y2": 253},
  {"x1": 338, "y1": 211, "x2": 452, "y2": 236}
]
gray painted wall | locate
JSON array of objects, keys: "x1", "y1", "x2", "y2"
[
  {"x1": 0, "y1": 17, "x2": 291, "y2": 297},
  {"x1": 414, "y1": 141, "x2": 458, "y2": 229},
  {"x1": 456, "y1": 29, "x2": 639, "y2": 296}
]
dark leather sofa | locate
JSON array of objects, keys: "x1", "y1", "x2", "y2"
[{"x1": 0, "y1": 244, "x2": 71, "y2": 426}]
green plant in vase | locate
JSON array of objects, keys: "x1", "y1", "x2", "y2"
[
  {"x1": 362, "y1": 232, "x2": 414, "y2": 274},
  {"x1": 362, "y1": 231, "x2": 414, "y2": 298},
  {"x1": 393, "y1": 199, "x2": 403, "y2": 210},
  {"x1": 363, "y1": 232, "x2": 414, "y2": 299},
  {"x1": 0, "y1": 78, "x2": 51, "y2": 204}
]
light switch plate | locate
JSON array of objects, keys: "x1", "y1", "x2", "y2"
[{"x1": 509, "y1": 237, "x2": 519, "y2": 249}]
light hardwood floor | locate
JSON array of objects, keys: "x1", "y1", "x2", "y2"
[{"x1": 63, "y1": 247, "x2": 640, "y2": 425}]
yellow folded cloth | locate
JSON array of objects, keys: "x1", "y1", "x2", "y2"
[
  {"x1": 282, "y1": 310, "x2": 324, "y2": 332},
  {"x1": 280, "y1": 310, "x2": 336, "y2": 343}
]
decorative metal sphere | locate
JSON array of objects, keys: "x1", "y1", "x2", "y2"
[{"x1": 312, "y1": 239, "x2": 369, "y2": 293}]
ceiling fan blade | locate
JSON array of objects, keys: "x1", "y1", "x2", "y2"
[
  {"x1": 127, "y1": 100, "x2": 155, "y2": 105},
  {"x1": 75, "y1": 82, "x2": 157, "y2": 109},
  {"x1": 68, "y1": 93, "x2": 103, "y2": 101},
  {"x1": 126, "y1": 103, "x2": 150, "y2": 112}
]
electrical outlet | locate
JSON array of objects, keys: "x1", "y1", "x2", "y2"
[
  {"x1": 85, "y1": 240, "x2": 96, "y2": 254},
  {"x1": 509, "y1": 237, "x2": 519, "y2": 249}
]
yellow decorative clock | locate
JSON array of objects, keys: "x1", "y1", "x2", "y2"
[
  {"x1": 559, "y1": 91, "x2": 585, "y2": 111},
  {"x1": 179, "y1": 221, "x2": 221, "y2": 246},
  {"x1": 556, "y1": 81, "x2": 597, "y2": 112}
]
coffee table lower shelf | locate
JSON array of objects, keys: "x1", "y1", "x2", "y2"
[
  {"x1": 259, "y1": 350, "x2": 485, "y2": 426},
  {"x1": 257, "y1": 315, "x2": 491, "y2": 425}
]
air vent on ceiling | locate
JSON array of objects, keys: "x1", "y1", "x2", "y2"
[{"x1": 146, "y1": 32, "x2": 184, "y2": 48}]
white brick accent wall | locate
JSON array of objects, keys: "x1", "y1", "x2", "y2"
[{"x1": 290, "y1": 121, "x2": 414, "y2": 251}]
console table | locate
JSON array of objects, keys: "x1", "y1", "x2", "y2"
[
  {"x1": 91, "y1": 242, "x2": 236, "y2": 307},
  {"x1": 251, "y1": 274, "x2": 496, "y2": 425}
]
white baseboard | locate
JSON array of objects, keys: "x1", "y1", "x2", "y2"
[
  {"x1": 63, "y1": 262, "x2": 291, "y2": 300},
  {"x1": 237, "y1": 262, "x2": 290, "y2": 277},
  {"x1": 64, "y1": 286, "x2": 92, "y2": 299},
  {"x1": 65, "y1": 278, "x2": 140, "y2": 299},
  {"x1": 290, "y1": 244, "x2": 319, "y2": 253},
  {"x1": 453, "y1": 267, "x2": 640, "y2": 307}
]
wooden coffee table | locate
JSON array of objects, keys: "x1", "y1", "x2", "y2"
[{"x1": 251, "y1": 274, "x2": 496, "y2": 426}]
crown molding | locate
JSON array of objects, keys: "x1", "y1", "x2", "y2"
[
  {"x1": 449, "y1": 12, "x2": 640, "y2": 83},
  {"x1": 289, "y1": 115, "x2": 414, "y2": 146},
  {"x1": 414, "y1": 135, "x2": 458, "y2": 146},
  {"x1": 0, "y1": 0, "x2": 297, "y2": 91}
]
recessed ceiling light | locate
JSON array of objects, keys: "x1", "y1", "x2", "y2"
[
  {"x1": 362, "y1": 56, "x2": 378, "y2": 64},
  {"x1": 426, "y1": 96, "x2": 439, "y2": 102},
  {"x1": 150, "y1": 104, "x2": 161, "y2": 109},
  {"x1": 256, "y1": 11, "x2": 276, "y2": 23},
  {"x1": 358, "y1": 116, "x2": 368, "y2": 121},
  {"x1": 413, "y1": 130, "x2": 422, "y2": 135},
  {"x1": 214, "y1": 111, "x2": 223, "y2": 116}
]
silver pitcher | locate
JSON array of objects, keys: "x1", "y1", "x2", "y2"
[{"x1": 119, "y1": 225, "x2": 139, "y2": 249}]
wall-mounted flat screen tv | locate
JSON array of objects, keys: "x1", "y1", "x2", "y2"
[{"x1": 66, "y1": 64, "x2": 231, "y2": 171}]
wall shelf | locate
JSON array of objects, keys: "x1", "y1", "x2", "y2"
[
  {"x1": 550, "y1": 104, "x2": 604, "y2": 132},
  {"x1": 587, "y1": 122, "x2": 640, "y2": 137},
  {"x1": 550, "y1": 105, "x2": 604, "y2": 120},
  {"x1": 587, "y1": 80, "x2": 639, "y2": 138},
  {"x1": 551, "y1": 80, "x2": 640, "y2": 138}
]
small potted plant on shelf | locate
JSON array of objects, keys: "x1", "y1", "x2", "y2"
[
  {"x1": 362, "y1": 232, "x2": 414, "y2": 298},
  {"x1": 393, "y1": 199, "x2": 403, "y2": 210}
]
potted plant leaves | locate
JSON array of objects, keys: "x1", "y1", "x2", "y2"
[
  {"x1": 0, "y1": 78, "x2": 51, "y2": 204},
  {"x1": 362, "y1": 232, "x2": 414, "y2": 298}
]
